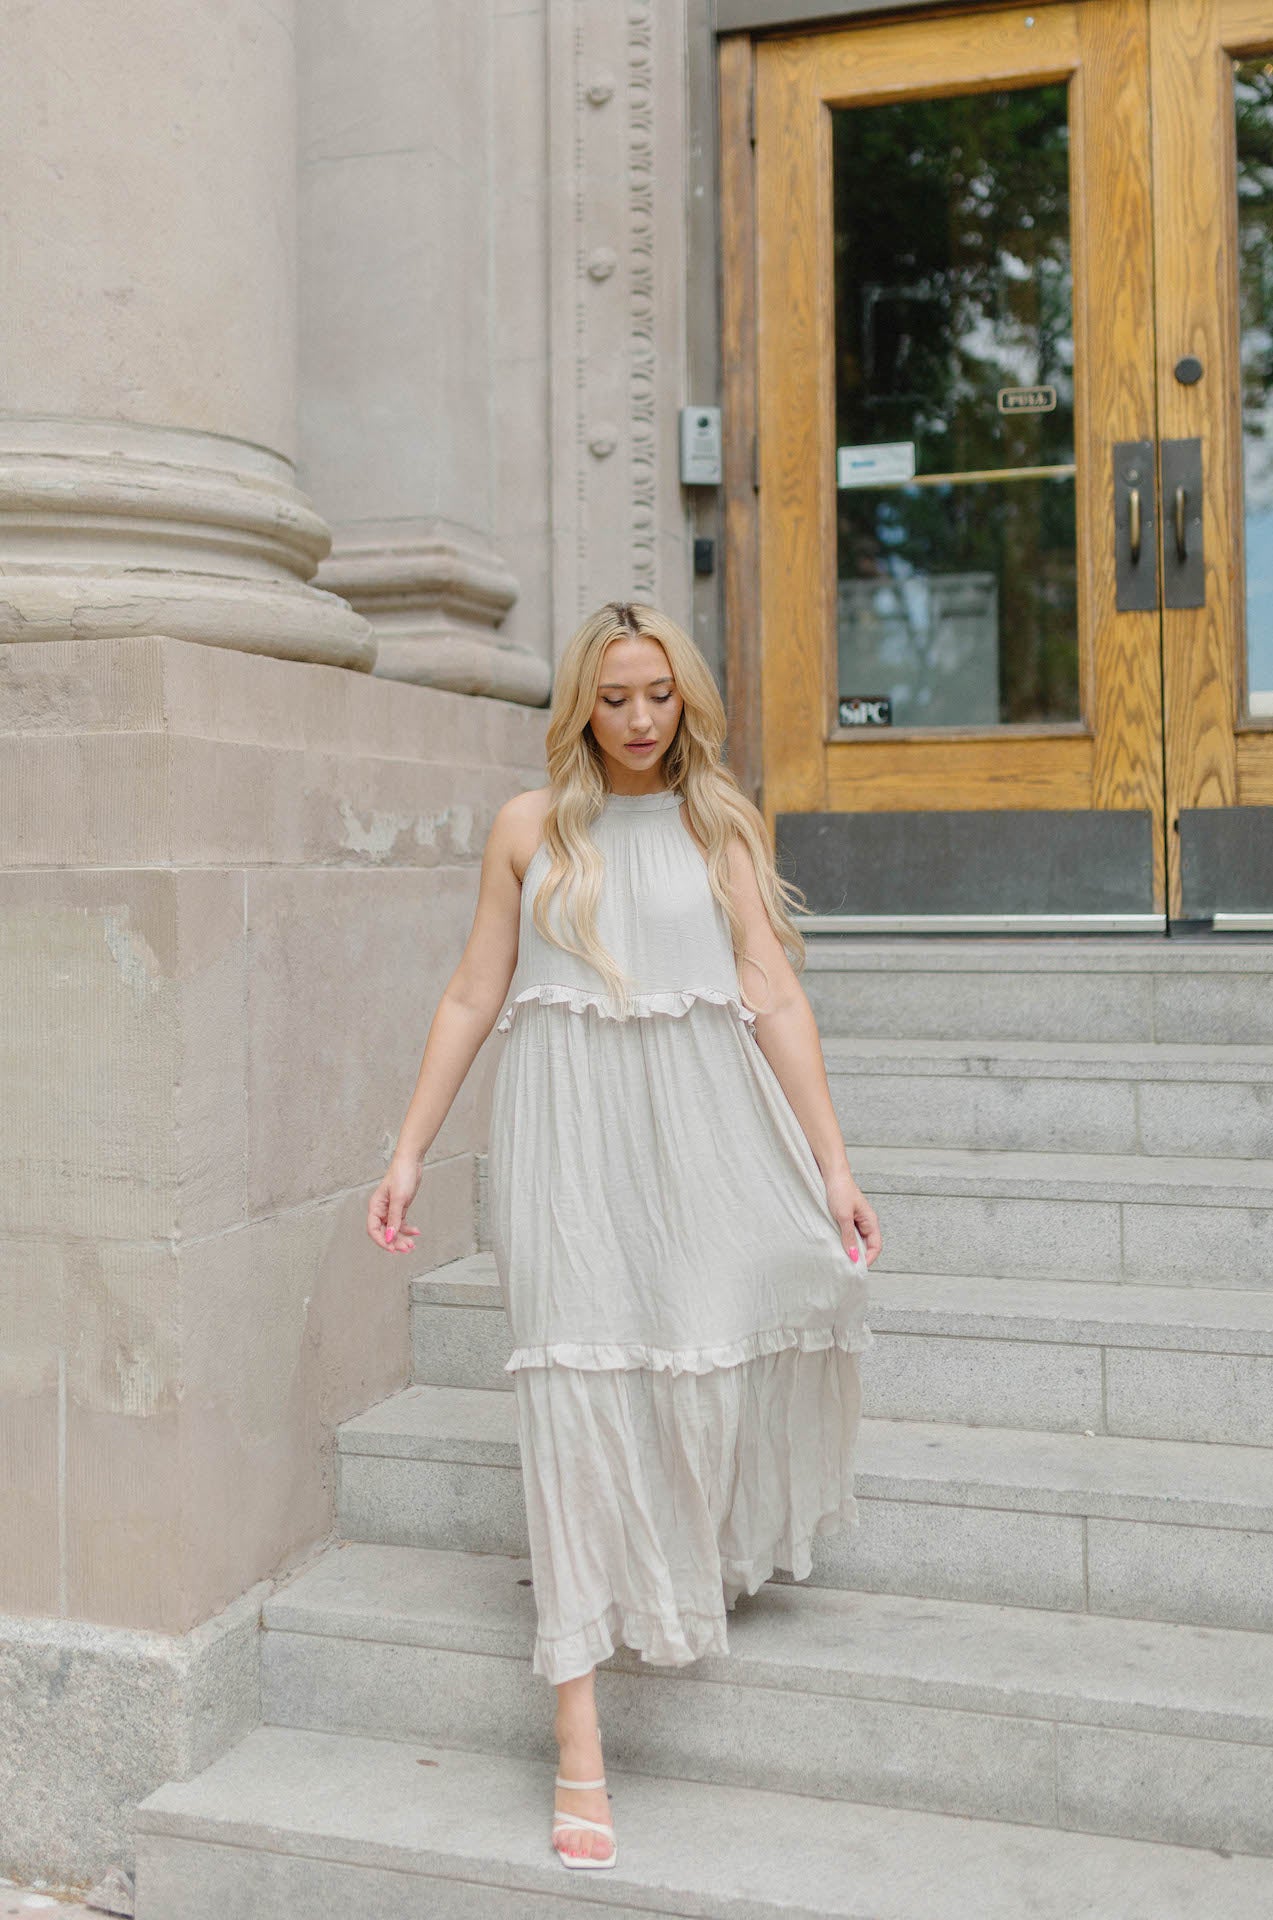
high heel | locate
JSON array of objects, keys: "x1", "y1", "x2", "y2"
[{"x1": 551, "y1": 1725, "x2": 617, "y2": 1871}]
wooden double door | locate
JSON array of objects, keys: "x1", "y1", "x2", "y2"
[{"x1": 722, "y1": 0, "x2": 1273, "y2": 927}]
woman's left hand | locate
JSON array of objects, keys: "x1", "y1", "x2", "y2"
[{"x1": 824, "y1": 1164, "x2": 882, "y2": 1267}]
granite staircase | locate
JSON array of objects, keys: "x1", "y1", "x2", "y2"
[{"x1": 134, "y1": 938, "x2": 1273, "y2": 1917}]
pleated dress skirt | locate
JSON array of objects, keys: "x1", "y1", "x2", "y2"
[{"x1": 488, "y1": 985, "x2": 874, "y2": 1685}]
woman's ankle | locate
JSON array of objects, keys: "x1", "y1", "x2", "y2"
[
  {"x1": 554, "y1": 1709, "x2": 600, "y2": 1745},
  {"x1": 554, "y1": 1717, "x2": 599, "y2": 1741}
]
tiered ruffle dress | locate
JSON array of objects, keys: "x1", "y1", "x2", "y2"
[{"x1": 488, "y1": 786, "x2": 873, "y2": 1684}]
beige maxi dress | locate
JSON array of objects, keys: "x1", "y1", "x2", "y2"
[{"x1": 488, "y1": 785, "x2": 874, "y2": 1684}]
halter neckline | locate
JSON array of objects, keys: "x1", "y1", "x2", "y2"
[{"x1": 602, "y1": 788, "x2": 684, "y2": 810}]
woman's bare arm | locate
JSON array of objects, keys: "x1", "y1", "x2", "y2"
[
  {"x1": 724, "y1": 834, "x2": 882, "y2": 1264},
  {"x1": 368, "y1": 791, "x2": 539, "y2": 1250},
  {"x1": 391, "y1": 795, "x2": 531, "y2": 1166}
]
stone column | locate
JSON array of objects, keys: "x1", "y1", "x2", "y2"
[
  {"x1": 0, "y1": 0, "x2": 372, "y2": 670},
  {"x1": 298, "y1": 0, "x2": 549, "y2": 702}
]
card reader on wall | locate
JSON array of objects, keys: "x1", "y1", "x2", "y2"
[{"x1": 679, "y1": 406, "x2": 722, "y2": 485}]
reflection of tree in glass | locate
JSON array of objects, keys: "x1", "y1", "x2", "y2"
[
  {"x1": 839, "y1": 481, "x2": 1077, "y2": 726},
  {"x1": 833, "y1": 84, "x2": 1073, "y2": 469},
  {"x1": 832, "y1": 85, "x2": 1079, "y2": 725},
  {"x1": 1235, "y1": 60, "x2": 1273, "y2": 700},
  {"x1": 1236, "y1": 60, "x2": 1273, "y2": 509}
]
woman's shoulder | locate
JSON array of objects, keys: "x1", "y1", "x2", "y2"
[
  {"x1": 492, "y1": 786, "x2": 554, "y2": 883},
  {"x1": 715, "y1": 794, "x2": 782, "y2": 898},
  {"x1": 496, "y1": 783, "x2": 553, "y2": 824}
]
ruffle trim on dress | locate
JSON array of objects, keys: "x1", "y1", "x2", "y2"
[
  {"x1": 505, "y1": 1319, "x2": 875, "y2": 1375},
  {"x1": 721, "y1": 1492, "x2": 863, "y2": 1604},
  {"x1": 529, "y1": 1497, "x2": 865, "y2": 1683},
  {"x1": 494, "y1": 981, "x2": 758, "y2": 1034},
  {"x1": 531, "y1": 1594, "x2": 730, "y2": 1682}
]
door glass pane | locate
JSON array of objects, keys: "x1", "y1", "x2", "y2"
[
  {"x1": 1235, "y1": 57, "x2": 1273, "y2": 719},
  {"x1": 832, "y1": 85, "x2": 1077, "y2": 731}
]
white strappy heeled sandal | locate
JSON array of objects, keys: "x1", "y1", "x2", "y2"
[{"x1": 551, "y1": 1728, "x2": 617, "y2": 1871}]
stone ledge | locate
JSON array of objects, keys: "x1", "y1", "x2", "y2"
[{"x1": 0, "y1": 633, "x2": 549, "y2": 761}]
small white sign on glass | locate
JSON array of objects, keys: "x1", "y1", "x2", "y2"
[{"x1": 837, "y1": 441, "x2": 917, "y2": 489}]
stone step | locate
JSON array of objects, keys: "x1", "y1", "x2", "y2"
[
  {"x1": 821, "y1": 1035, "x2": 1273, "y2": 1159},
  {"x1": 336, "y1": 1383, "x2": 1273, "y2": 1632},
  {"x1": 834, "y1": 1143, "x2": 1273, "y2": 1286},
  {"x1": 259, "y1": 1538, "x2": 1273, "y2": 1857},
  {"x1": 471, "y1": 1142, "x2": 1273, "y2": 1285},
  {"x1": 410, "y1": 1258, "x2": 1273, "y2": 1446},
  {"x1": 132, "y1": 1723, "x2": 1273, "y2": 1918},
  {"x1": 799, "y1": 935, "x2": 1273, "y2": 1044}
]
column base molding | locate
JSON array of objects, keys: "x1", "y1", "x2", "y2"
[
  {"x1": 317, "y1": 521, "x2": 550, "y2": 704},
  {"x1": 0, "y1": 418, "x2": 374, "y2": 670}
]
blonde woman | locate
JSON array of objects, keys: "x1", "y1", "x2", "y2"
[{"x1": 368, "y1": 601, "x2": 880, "y2": 1871}]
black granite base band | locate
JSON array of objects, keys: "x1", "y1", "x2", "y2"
[
  {"x1": 774, "y1": 808, "x2": 1157, "y2": 916},
  {"x1": 1180, "y1": 807, "x2": 1273, "y2": 916}
]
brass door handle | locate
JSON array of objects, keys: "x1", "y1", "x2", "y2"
[
  {"x1": 1161, "y1": 438, "x2": 1203, "y2": 608},
  {"x1": 1114, "y1": 441, "x2": 1156, "y2": 611}
]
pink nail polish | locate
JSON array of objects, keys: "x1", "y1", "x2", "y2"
[
  {"x1": 386, "y1": 1227, "x2": 395, "y2": 1242},
  {"x1": 848, "y1": 1246, "x2": 858, "y2": 1261}
]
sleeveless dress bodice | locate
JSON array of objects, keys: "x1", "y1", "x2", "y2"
[{"x1": 495, "y1": 786, "x2": 756, "y2": 1033}]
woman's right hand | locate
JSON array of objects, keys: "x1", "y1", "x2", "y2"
[
  {"x1": 367, "y1": 1153, "x2": 424, "y2": 1253},
  {"x1": 823, "y1": 1163, "x2": 882, "y2": 1268}
]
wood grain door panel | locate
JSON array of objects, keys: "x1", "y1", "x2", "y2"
[{"x1": 726, "y1": 0, "x2": 1273, "y2": 919}]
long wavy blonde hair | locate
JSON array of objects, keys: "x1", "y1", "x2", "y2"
[{"x1": 531, "y1": 600, "x2": 809, "y2": 1016}]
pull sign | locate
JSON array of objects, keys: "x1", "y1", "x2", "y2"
[
  {"x1": 840, "y1": 695, "x2": 892, "y2": 727},
  {"x1": 997, "y1": 385, "x2": 1057, "y2": 414},
  {"x1": 679, "y1": 406, "x2": 722, "y2": 485}
]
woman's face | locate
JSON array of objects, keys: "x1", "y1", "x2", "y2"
[{"x1": 589, "y1": 634, "x2": 684, "y2": 787}]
